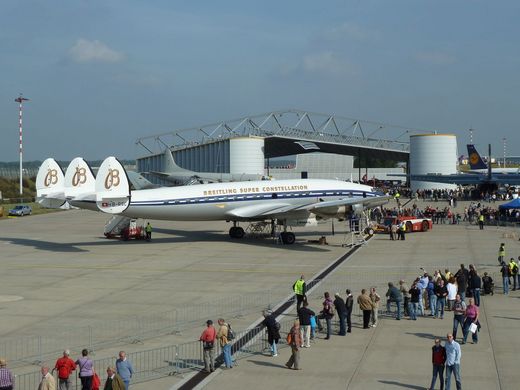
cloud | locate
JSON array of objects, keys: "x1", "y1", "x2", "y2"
[
  {"x1": 69, "y1": 39, "x2": 124, "y2": 63},
  {"x1": 302, "y1": 51, "x2": 356, "y2": 75},
  {"x1": 415, "y1": 50, "x2": 456, "y2": 65},
  {"x1": 320, "y1": 22, "x2": 380, "y2": 43}
]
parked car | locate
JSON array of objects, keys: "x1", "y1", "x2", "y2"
[{"x1": 9, "y1": 205, "x2": 32, "y2": 216}]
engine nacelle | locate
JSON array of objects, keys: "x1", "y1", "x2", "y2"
[
  {"x1": 315, "y1": 204, "x2": 365, "y2": 220},
  {"x1": 351, "y1": 203, "x2": 364, "y2": 217},
  {"x1": 286, "y1": 217, "x2": 319, "y2": 227}
]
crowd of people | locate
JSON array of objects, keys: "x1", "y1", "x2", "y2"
[
  {"x1": 0, "y1": 350, "x2": 133, "y2": 390},
  {"x1": 1, "y1": 253, "x2": 517, "y2": 389},
  {"x1": 387, "y1": 186, "x2": 519, "y2": 203},
  {"x1": 283, "y1": 255, "x2": 517, "y2": 389}
]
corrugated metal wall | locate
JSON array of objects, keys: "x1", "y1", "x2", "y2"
[
  {"x1": 136, "y1": 140, "x2": 231, "y2": 184},
  {"x1": 175, "y1": 140, "x2": 230, "y2": 173}
]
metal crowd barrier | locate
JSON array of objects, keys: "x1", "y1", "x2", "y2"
[
  {"x1": 0, "y1": 290, "x2": 280, "y2": 367},
  {"x1": 14, "y1": 318, "x2": 296, "y2": 390}
]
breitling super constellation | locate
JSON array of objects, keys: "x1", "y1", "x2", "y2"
[{"x1": 36, "y1": 156, "x2": 390, "y2": 244}]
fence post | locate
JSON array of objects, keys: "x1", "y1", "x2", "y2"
[
  {"x1": 88, "y1": 326, "x2": 93, "y2": 352},
  {"x1": 174, "y1": 345, "x2": 180, "y2": 375},
  {"x1": 38, "y1": 336, "x2": 42, "y2": 364}
]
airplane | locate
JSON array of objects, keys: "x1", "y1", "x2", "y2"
[
  {"x1": 406, "y1": 144, "x2": 520, "y2": 191},
  {"x1": 147, "y1": 149, "x2": 265, "y2": 184},
  {"x1": 467, "y1": 144, "x2": 520, "y2": 174},
  {"x1": 37, "y1": 156, "x2": 391, "y2": 244}
]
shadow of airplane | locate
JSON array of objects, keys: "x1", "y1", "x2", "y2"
[{"x1": 0, "y1": 228, "x2": 333, "y2": 253}]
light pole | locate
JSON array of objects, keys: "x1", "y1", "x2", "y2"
[
  {"x1": 502, "y1": 138, "x2": 506, "y2": 168},
  {"x1": 15, "y1": 94, "x2": 29, "y2": 196}
]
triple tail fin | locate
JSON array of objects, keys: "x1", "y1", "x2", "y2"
[
  {"x1": 36, "y1": 158, "x2": 66, "y2": 208},
  {"x1": 64, "y1": 158, "x2": 96, "y2": 201},
  {"x1": 95, "y1": 157, "x2": 131, "y2": 214}
]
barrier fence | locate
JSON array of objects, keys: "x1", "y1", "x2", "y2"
[
  {"x1": 1, "y1": 268, "x2": 500, "y2": 367},
  {"x1": 14, "y1": 318, "x2": 296, "y2": 390},
  {"x1": 0, "y1": 290, "x2": 280, "y2": 367}
]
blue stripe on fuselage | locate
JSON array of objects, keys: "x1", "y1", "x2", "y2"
[{"x1": 130, "y1": 190, "x2": 377, "y2": 207}]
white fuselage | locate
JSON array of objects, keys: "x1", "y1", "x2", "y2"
[
  {"x1": 470, "y1": 168, "x2": 520, "y2": 174},
  {"x1": 121, "y1": 179, "x2": 377, "y2": 221}
]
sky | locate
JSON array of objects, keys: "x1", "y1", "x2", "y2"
[{"x1": 1, "y1": 0, "x2": 519, "y2": 162}]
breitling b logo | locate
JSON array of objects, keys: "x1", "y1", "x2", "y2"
[
  {"x1": 104, "y1": 169, "x2": 120, "y2": 189},
  {"x1": 72, "y1": 167, "x2": 87, "y2": 187},
  {"x1": 44, "y1": 169, "x2": 58, "y2": 187}
]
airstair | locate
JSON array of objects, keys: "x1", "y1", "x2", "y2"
[{"x1": 104, "y1": 215, "x2": 132, "y2": 237}]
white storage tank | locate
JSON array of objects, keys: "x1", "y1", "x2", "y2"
[
  {"x1": 410, "y1": 134, "x2": 458, "y2": 192},
  {"x1": 229, "y1": 136, "x2": 265, "y2": 175}
]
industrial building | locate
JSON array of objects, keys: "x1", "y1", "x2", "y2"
[{"x1": 136, "y1": 109, "x2": 413, "y2": 186}]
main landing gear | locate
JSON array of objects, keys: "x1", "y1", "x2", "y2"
[
  {"x1": 229, "y1": 225, "x2": 245, "y2": 239},
  {"x1": 279, "y1": 232, "x2": 296, "y2": 245},
  {"x1": 228, "y1": 221, "x2": 296, "y2": 244}
]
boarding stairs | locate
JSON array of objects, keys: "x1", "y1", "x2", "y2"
[{"x1": 104, "y1": 215, "x2": 132, "y2": 237}]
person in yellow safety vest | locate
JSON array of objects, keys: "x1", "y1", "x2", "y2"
[
  {"x1": 444, "y1": 268, "x2": 453, "y2": 282},
  {"x1": 478, "y1": 214, "x2": 484, "y2": 230},
  {"x1": 293, "y1": 275, "x2": 306, "y2": 310},
  {"x1": 498, "y1": 243, "x2": 505, "y2": 264},
  {"x1": 399, "y1": 221, "x2": 406, "y2": 241},
  {"x1": 508, "y1": 258, "x2": 518, "y2": 290},
  {"x1": 145, "y1": 222, "x2": 152, "y2": 241},
  {"x1": 394, "y1": 192, "x2": 401, "y2": 206}
]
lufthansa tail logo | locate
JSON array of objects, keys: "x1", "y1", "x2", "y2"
[
  {"x1": 469, "y1": 153, "x2": 479, "y2": 165},
  {"x1": 104, "y1": 169, "x2": 121, "y2": 189},
  {"x1": 44, "y1": 169, "x2": 59, "y2": 187}
]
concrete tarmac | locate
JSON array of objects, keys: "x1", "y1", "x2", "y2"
[
  {"x1": 194, "y1": 213, "x2": 520, "y2": 390},
  {"x1": 1, "y1": 201, "x2": 519, "y2": 389}
]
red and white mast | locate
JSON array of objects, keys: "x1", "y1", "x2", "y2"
[{"x1": 15, "y1": 94, "x2": 29, "y2": 196}]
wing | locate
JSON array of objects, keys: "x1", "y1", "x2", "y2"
[
  {"x1": 226, "y1": 195, "x2": 390, "y2": 220},
  {"x1": 225, "y1": 202, "x2": 295, "y2": 219}
]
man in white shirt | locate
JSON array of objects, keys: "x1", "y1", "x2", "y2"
[{"x1": 444, "y1": 333, "x2": 462, "y2": 390}]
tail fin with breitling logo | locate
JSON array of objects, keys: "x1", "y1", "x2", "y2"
[
  {"x1": 95, "y1": 156, "x2": 131, "y2": 214},
  {"x1": 64, "y1": 157, "x2": 96, "y2": 203},
  {"x1": 36, "y1": 158, "x2": 66, "y2": 208}
]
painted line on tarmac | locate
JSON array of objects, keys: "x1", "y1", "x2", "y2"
[
  {"x1": 2, "y1": 263, "x2": 320, "y2": 275},
  {"x1": 174, "y1": 238, "x2": 371, "y2": 390},
  {"x1": 480, "y1": 297, "x2": 503, "y2": 389}
]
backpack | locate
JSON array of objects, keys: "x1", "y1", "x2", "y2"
[
  {"x1": 227, "y1": 324, "x2": 235, "y2": 340},
  {"x1": 286, "y1": 332, "x2": 292, "y2": 345},
  {"x1": 328, "y1": 303, "x2": 335, "y2": 317}
]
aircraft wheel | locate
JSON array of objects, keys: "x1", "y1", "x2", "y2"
[
  {"x1": 229, "y1": 226, "x2": 245, "y2": 239},
  {"x1": 281, "y1": 232, "x2": 296, "y2": 245},
  {"x1": 229, "y1": 226, "x2": 237, "y2": 238},
  {"x1": 234, "y1": 227, "x2": 245, "y2": 239}
]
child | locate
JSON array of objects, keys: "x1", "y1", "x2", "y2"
[{"x1": 310, "y1": 315, "x2": 316, "y2": 340}]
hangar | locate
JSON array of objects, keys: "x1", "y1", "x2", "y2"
[{"x1": 135, "y1": 109, "x2": 417, "y2": 184}]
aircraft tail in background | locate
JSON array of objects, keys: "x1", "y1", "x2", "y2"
[{"x1": 467, "y1": 144, "x2": 488, "y2": 170}]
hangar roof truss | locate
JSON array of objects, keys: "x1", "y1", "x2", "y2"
[{"x1": 136, "y1": 109, "x2": 433, "y2": 160}]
